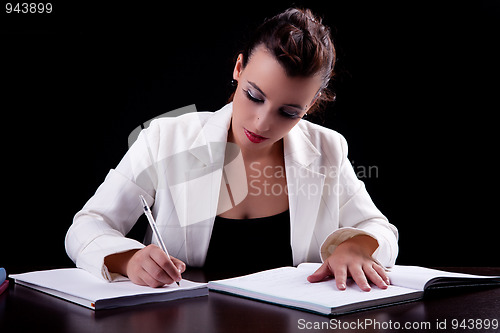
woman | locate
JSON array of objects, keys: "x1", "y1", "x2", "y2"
[{"x1": 66, "y1": 8, "x2": 398, "y2": 292}]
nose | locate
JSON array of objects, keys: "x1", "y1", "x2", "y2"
[{"x1": 254, "y1": 107, "x2": 272, "y2": 133}]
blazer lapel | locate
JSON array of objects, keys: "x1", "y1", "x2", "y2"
[
  {"x1": 284, "y1": 123, "x2": 326, "y2": 265},
  {"x1": 171, "y1": 104, "x2": 234, "y2": 265},
  {"x1": 167, "y1": 104, "x2": 233, "y2": 227}
]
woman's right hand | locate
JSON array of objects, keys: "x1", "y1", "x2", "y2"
[{"x1": 105, "y1": 244, "x2": 186, "y2": 287}]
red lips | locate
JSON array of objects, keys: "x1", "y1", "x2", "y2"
[{"x1": 244, "y1": 128, "x2": 269, "y2": 143}]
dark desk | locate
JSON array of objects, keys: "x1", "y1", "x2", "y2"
[{"x1": 1, "y1": 267, "x2": 499, "y2": 333}]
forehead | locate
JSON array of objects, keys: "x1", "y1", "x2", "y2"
[{"x1": 243, "y1": 46, "x2": 322, "y2": 104}]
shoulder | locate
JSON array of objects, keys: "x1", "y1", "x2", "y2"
[
  {"x1": 149, "y1": 103, "x2": 231, "y2": 132},
  {"x1": 296, "y1": 120, "x2": 349, "y2": 158},
  {"x1": 140, "y1": 104, "x2": 231, "y2": 157},
  {"x1": 138, "y1": 112, "x2": 207, "y2": 155},
  {"x1": 149, "y1": 110, "x2": 213, "y2": 132},
  {"x1": 146, "y1": 104, "x2": 228, "y2": 140}
]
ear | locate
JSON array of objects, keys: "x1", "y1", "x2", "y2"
[
  {"x1": 306, "y1": 92, "x2": 322, "y2": 112},
  {"x1": 233, "y1": 54, "x2": 244, "y2": 81}
]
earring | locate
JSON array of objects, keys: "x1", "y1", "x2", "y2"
[
  {"x1": 231, "y1": 79, "x2": 238, "y2": 87},
  {"x1": 302, "y1": 112, "x2": 308, "y2": 119}
]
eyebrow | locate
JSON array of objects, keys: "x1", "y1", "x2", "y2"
[{"x1": 248, "y1": 81, "x2": 305, "y2": 111}]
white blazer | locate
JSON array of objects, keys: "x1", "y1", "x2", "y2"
[{"x1": 65, "y1": 103, "x2": 398, "y2": 281}]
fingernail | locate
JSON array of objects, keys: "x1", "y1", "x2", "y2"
[
  {"x1": 338, "y1": 283, "x2": 346, "y2": 290},
  {"x1": 386, "y1": 278, "x2": 391, "y2": 285}
]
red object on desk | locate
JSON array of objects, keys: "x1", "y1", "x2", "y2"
[{"x1": 0, "y1": 280, "x2": 9, "y2": 295}]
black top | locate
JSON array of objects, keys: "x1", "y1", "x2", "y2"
[{"x1": 204, "y1": 210, "x2": 293, "y2": 277}]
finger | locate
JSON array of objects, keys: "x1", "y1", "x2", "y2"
[
  {"x1": 333, "y1": 265, "x2": 348, "y2": 291},
  {"x1": 141, "y1": 256, "x2": 174, "y2": 286},
  {"x1": 307, "y1": 262, "x2": 332, "y2": 283},
  {"x1": 363, "y1": 263, "x2": 388, "y2": 290},
  {"x1": 171, "y1": 257, "x2": 186, "y2": 274},
  {"x1": 373, "y1": 263, "x2": 390, "y2": 285},
  {"x1": 349, "y1": 264, "x2": 371, "y2": 292},
  {"x1": 150, "y1": 248, "x2": 182, "y2": 283},
  {"x1": 140, "y1": 267, "x2": 168, "y2": 288}
]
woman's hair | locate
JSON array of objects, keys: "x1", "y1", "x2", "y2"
[{"x1": 232, "y1": 7, "x2": 336, "y2": 113}]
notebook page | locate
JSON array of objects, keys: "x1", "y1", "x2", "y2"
[
  {"x1": 12, "y1": 268, "x2": 207, "y2": 301},
  {"x1": 210, "y1": 266, "x2": 418, "y2": 309},
  {"x1": 387, "y1": 265, "x2": 499, "y2": 291}
]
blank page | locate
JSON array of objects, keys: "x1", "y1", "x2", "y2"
[
  {"x1": 387, "y1": 265, "x2": 500, "y2": 290},
  {"x1": 12, "y1": 268, "x2": 207, "y2": 301},
  {"x1": 209, "y1": 265, "x2": 418, "y2": 311}
]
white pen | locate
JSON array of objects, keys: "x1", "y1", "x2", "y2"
[{"x1": 139, "y1": 195, "x2": 181, "y2": 286}]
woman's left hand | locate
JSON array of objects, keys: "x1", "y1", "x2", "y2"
[{"x1": 307, "y1": 235, "x2": 390, "y2": 291}]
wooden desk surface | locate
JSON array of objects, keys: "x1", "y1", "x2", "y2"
[{"x1": 1, "y1": 267, "x2": 499, "y2": 333}]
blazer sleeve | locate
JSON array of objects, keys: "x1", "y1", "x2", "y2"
[
  {"x1": 65, "y1": 122, "x2": 160, "y2": 281},
  {"x1": 320, "y1": 135, "x2": 399, "y2": 268}
]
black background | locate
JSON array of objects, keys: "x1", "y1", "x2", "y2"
[{"x1": 1, "y1": 1, "x2": 499, "y2": 274}]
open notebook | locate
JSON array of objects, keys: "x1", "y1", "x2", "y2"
[
  {"x1": 11, "y1": 268, "x2": 208, "y2": 310},
  {"x1": 208, "y1": 263, "x2": 500, "y2": 316}
]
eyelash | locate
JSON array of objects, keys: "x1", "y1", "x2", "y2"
[
  {"x1": 243, "y1": 89, "x2": 300, "y2": 119},
  {"x1": 243, "y1": 88, "x2": 263, "y2": 104}
]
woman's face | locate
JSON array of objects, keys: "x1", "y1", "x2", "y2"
[{"x1": 231, "y1": 46, "x2": 323, "y2": 155}]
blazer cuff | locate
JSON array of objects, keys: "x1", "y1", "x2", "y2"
[
  {"x1": 319, "y1": 228, "x2": 386, "y2": 269},
  {"x1": 75, "y1": 235, "x2": 145, "y2": 282}
]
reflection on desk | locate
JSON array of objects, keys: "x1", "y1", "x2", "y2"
[{"x1": 1, "y1": 267, "x2": 499, "y2": 333}]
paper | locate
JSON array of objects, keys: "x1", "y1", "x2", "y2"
[
  {"x1": 209, "y1": 263, "x2": 500, "y2": 315},
  {"x1": 11, "y1": 268, "x2": 208, "y2": 310},
  {"x1": 210, "y1": 264, "x2": 417, "y2": 309},
  {"x1": 387, "y1": 265, "x2": 499, "y2": 290}
]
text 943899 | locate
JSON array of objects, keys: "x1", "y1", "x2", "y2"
[{"x1": 6, "y1": 3, "x2": 52, "y2": 14}]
